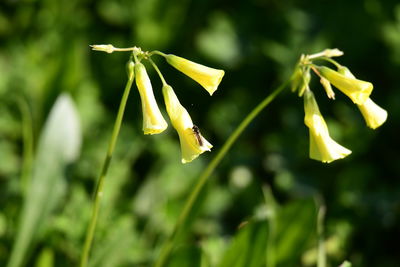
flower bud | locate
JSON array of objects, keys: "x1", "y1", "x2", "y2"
[
  {"x1": 135, "y1": 63, "x2": 168, "y2": 134},
  {"x1": 320, "y1": 77, "x2": 335, "y2": 99},
  {"x1": 298, "y1": 70, "x2": 311, "y2": 97},
  {"x1": 304, "y1": 90, "x2": 351, "y2": 163},
  {"x1": 323, "y1": 48, "x2": 344, "y2": 58},
  {"x1": 291, "y1": 66, "x2": 303, "y2": 93},
  {"x1": 126, "y1": 60, "x2": 135, "y2": 80},
  {"x1": 317, "y1": 66, "x2": 372, "y2": 105},
  {"x1": 357, "y1": 98, "x2": 388, "y2": 129},
  {"x1": 90, "y1": 44, "x2": 115, "y2": 53},
  {"x1": 162, "y1": 84, "x2": 212, "y2": 163},
  {"x1": 165, "y1": 54, "x2": 225, "y2": 95}
]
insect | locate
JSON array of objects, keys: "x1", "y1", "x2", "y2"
[{"x1": 192, "y1": 125, "x2": 203, "y2": 146}]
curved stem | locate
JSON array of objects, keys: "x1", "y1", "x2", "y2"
[
  {"x1": 154, "y1": 79, "x2": 290, "y2": 267},
  {"x1": 148, "y1": 50, "x2": 168, "y2": 58},
  {"x1": 148, "y1": 58, "x2": 167, "y2": 86},
  {"x1": 80, "y1": 70, "x2": 135, "y2": 267},
  {"x1": 317, "y1": 57, "x2": 341, "y2": 68}
]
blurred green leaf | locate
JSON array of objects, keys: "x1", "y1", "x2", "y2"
[
  {"x1": 7, "y1": 93, "x2": 81, "y2": 267},
  {"x1": 167, "y1": 244, "x2": 202, "y2": 267},
  {"x1": 34, "y1": 248, "x2": 54, "y2": 267},
  {"x1": 275, "y1": 198, "x2": 317, "y2": 267},
  {"x1": 218, "y1": 220, "x2": 269, "y2": 267}
]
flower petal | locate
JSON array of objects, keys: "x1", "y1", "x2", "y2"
[
  {"x1": 357, "y1": 98, "x2": 388, "y2": 129},
  {"x1": 165, "y1": 54, "x2": 224, "y2": 95},
  {"x1": 162, "y1": 84, "x2": 212, "y2": 163},
  {"x1": 135, "y1": 62, "x2": 168, "y2": 134},
  {"x1": 318, "y1": 66, "x2": 373, "y2": 105},
  {"x1": 304, "y1": 90, "x2": 351, "y2": 163}
]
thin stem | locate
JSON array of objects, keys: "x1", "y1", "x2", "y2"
[
  {"x1": 113, "y1": 47, "x2": 139, "y2": 52},
  {"x1": 133, "y1": 53, "x2": 140, "y2": 64},
  {"x1": 148, "y1": 58, "x2": 167, "y2": 86},
  {"x1": 17, "y1": 97, "x2": 34, "y2": 194},
  {"x1": 148, "y1": 50, "x2": 167, "y2": 58},
  {"x1": 154, "y1": 79, "x2": 290, "y2": 267},
  {"x1": 318, "y1": 57, "x2": 341, "y2": 68},
  {"x1": 80, "y1": 70, "x2": 135, "y2": 267},
  {"x1": 316, "y1": 196, "x2": 327, "y2": 267}
]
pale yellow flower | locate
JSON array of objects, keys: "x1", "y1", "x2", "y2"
[
  {"x1": 165, "y1": 54, "x2": 224, "y2": 95},
  {"x1": 162, "y1": 84, "x2": 212, "y2": 163},
  {"x1": 135, "y1": 62, "x2": 168, "y2": 134},
  {"x1": 317, "y1": 66, "x2": 372, "y2": 105},
  {"x1": 337, "y1": 66, "x2": 388, "y2": 129},
  {"x1": 304, "y1": 90, "x2": 351, "y2": 163},
  {"x1": 357, "y1": 98, "x2": 388, "y2": 129}
]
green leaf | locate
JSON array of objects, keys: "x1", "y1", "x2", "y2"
[
  {"x1": 7, "y1": 93, "x2": 81, "y2": 267},
  {"x1": 275, "y1": 198, "x2": 317, "y2": 267},
  {"x1": 167, "y1": 244, "x2": 202, "y2": 267},
  {"x1": 218, "y1": 220, "x2": 269, "y2": 267}
]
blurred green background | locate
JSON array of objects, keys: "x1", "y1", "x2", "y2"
[{"x1": 1, "y1": 0, "x2": 399, "y2": 266}]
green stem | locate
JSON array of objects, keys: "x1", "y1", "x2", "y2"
[
  {"x1": 318, "y1": 57, "x2": 341, "y2": 68},
  {"x1": 154, "y1": 79, "x2": 290, "y2": 267},
  {"x1": 148, "y1": 58, "x2": 167, "y2": 86},
  {"x1": 80, "y1": 69, "x2": 135, "y2": 267},
  {"x1": 316, "y1": 196, "x2": 326, "y2": 267},
  {"x1": 148, "y1": 50, "x2": 167, "y2": 58},
  {"x1": 17, "y1": 97, "x2": 34, "y2": 195}
]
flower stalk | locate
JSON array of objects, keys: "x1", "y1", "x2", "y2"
[
  {"x1": 80, "y1": 58, "x2": 135, "y2": 267},
  {"x1": 154, "y1": 79, "x2": 290, "y2": 267}
]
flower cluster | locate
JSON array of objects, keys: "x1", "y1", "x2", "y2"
[
  {"x1": 292, "y1": 49, "x2": 387, "y2": 163},
  {"x1": 91, "y1": 44, "x2": 224, "y2": 163}
]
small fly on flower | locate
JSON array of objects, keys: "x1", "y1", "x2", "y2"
[{"x1": 192, "y1": 125, "x2": 203, "y2": 146}]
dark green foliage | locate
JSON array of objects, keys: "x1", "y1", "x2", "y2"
[{"x1": 0, "y1": 0, "x2": 399, "y2": 266}]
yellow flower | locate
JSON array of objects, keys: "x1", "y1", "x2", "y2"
[
  {"x1": 337, "y1": 66, "x2": 388, "y2": 129},
  {"x1": 357, "y1": 98, "x2": 388, "y2": 129},
  {"x1": 162, "y1": 84, "x2": 212, "y2": 163},
  {"x1": 135, "y1": 62, "x2": 168, "y2": 134},
  {"x1": 317, "y1": 66, "x2": 373, "y2": 105},
  {"x1": 165, "y1": 54, "x2": 225, "y2": 96},
  {"x1": 304, "y1": 90, "x2": 351, "y2": 163}
]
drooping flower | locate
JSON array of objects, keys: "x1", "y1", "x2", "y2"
[
  {"x1": 336, "y1": 66, "x2": 388, "y2": 129},
  {"x1": 162, "y1": 84, "x2": 212, "y2": 163},
  {"x1": 357, "y1": 98, "x2": 388, "y2": 129},
  {"x1": 135, "y1": 62, "x2": 168, "y2": 134},
  {"x1": 304, "y1": 90, "x2": 352, "y2": 163},
  {"x1": 165, "y1": 54, "x2": 224, "y2": 96},
  {"x1": 317, "y1": 66, "x2": 373, "y2": 105}
]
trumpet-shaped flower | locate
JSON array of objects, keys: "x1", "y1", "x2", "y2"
[
  {"x1": 317, "y1": 66, "x2": 373, "y2": 105},
  {"x1": 337, "y1": 66, "x2": 388, "y2": 129},
  {"x1": 135, "y1": 62, "x2": 168, "y2": 134},
  {"x1": 357, "y1": 98, "x2": 388, "y2": 129},
  {"x1": 162, "y1": 84, "x2": 212, "y2": 163},
  {"x1": 304, "y1": 90, "x2": 352, "y2": 163},
  {"x1": 165, "y1": 54, "x2": 224, "y2": 96}
]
